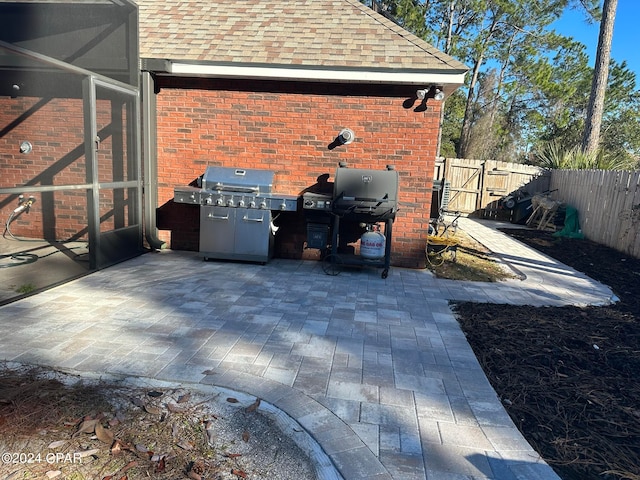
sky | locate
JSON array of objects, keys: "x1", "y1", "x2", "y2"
[{"x1": 551, "y1": 1, "x2": 639, "y2": 88}]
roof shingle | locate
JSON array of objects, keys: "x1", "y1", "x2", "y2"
[{"x1": 136, "y1": 0, "x2": 468, "y2": 73}]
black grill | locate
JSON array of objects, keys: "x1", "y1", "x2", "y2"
[
  {"x1": 332, "y1": 165, "x2": 398, "y2": 221},
  {"x1": 303, "y1": 163, "x2": 398, "y2": 278}
]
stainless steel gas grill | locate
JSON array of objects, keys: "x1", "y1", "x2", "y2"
[
  {"x1": 174, "y1": 166, "x2": 298, "y2": 263},
  {"x1": 305, "y1": 163, "x2": 398, "y2": 278}
]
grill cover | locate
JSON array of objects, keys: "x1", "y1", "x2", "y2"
[
  {"x1": 201, "y1": 166, "x2": 273, "y2": 194},
  {"x1": 332, "y1": 167, "x2": 398, "y2": 220}
]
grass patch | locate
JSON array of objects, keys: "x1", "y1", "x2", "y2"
[
  {"x1": 426, "y1": 229, "x2": 515, "y2": 282},
  {"x1": 15, "y1": 283, "x2": 37, "y2": 294}
]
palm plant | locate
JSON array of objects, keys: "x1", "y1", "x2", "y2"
[{"x1": 534, "y1": 140, "x2": 635, "y2": 170}]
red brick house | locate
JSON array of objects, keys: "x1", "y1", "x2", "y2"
[
  {"x1": 0, "y1": 0, "x2": 466, "y2": 281},
  {"x1": 137, "y1": 0, "x2": 467, "y2": 268}
]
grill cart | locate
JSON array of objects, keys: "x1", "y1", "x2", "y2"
[
  {"x1": 317, "y1": 163, "x2": 399, "y2": 279},
  {"x1": 174, "y1": 166, "x2": 298, "y2": 263}
]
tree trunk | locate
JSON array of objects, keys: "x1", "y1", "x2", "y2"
[
  {"x1": 458, "y1": 11, "x2": 500, "y2": 158},
  {"x1": 436, "y1": 1, "x2": 456, "y2": 158},
  {"x1": 458, "y1": 56, "x2": 483, "y2": 158},
  {"x1": 581, "y1": 0, "x2": 618, "y2": 154}
]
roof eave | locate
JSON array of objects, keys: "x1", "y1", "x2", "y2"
[{"x1": 142, "y1": 58, "x2": 467, "y2": 91}]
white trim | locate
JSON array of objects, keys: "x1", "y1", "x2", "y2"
[{"x1": 168, "y1": 62, "x2": 466, "y2": 86}]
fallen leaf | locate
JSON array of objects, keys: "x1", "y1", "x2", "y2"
[
  {"x1": 130, "y1": 397, "x2": 145, "y2": 408},
  {"x1": 226, "y1": 397, "x2": 239, "y2": 403},
  {"x1": 144, "y1": 405, "x2": 162, "y2": 415},
  {"x1": 147, "y1": 390, "x2": 163, "y2": 397},
  {"x1": 201, "y1": 369, "x2": 216, "y2": 375},
  {"x1": 75, "y1": 448, "x2": 100, "y2": 458},
  {"x1": 187, "y1": 472, "x2": 202, "y2": 480},
  {"x1": 95, "y1": 423, "x2": 114, "y2": 444},
  {"x1": 167, "y1": 403, "x2": 186, "y2": 413},
  {"x1": 45, "y1": 471, "x2": 62, "y2": 479},
  {"x1": 72, "y1": 419, "x2": 99, "y2": 438},
  {"x1": 242, "y1": 431, "x2": 250, "y2": 443},
  {"x1": 177, "y1": 393, "x2": 191, "y2": 403},
  {"x1": 231, "y1": 469, "x2": 247, "y2": 478},
  {"x1": 155, "y1": 456, "x2": 166, "y2": 473},
  {"x1": 245, "y1": 398, "x2": 261, "y2": 413},
  {"x1": 47, "y1": 440, "x2": 67, "y2": 449},
  {"x1": 121, "y1": 460, "x2": 138, "y2": 473},
  {"x1": 113, "y1": 439, "x2": 134, "y2": 455},
  {"x1": 135, "y1": 444, "x2": 148, "y2": 452},
  {"x1": 111, "y1": 441, "x2": 123, "y2": 456},
  {"x1": 176, "y1": 440, "x2": 194, "y2": 450}
]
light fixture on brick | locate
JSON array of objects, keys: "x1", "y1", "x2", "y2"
[
  {"x1": 416, "y1": 86, "x2": 445, "y2": 101},
  {"x1": 338, "y1": 128, "x2": 354, "y2": 145}
]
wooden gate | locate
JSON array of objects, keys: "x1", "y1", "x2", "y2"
[{"x1": 434, "y1": 158, "x2": 549, "y2": 217}]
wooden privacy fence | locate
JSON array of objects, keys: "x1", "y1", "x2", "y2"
[
  {"x1": 550, "y1": 169, "x2": 640, "y2": 258},
  {"x1": 433, "y1": 158, "x2": 550, "y2": 217},
  {"x1": 434, "y1": 158, "x2": 640, "y2": 258}
]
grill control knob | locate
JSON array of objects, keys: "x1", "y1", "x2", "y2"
[
  {"x1": 216, "y1": 197, "x2": 224, "y2": 206},
  {"x1": 238, "y1": 200, "x2": 245, "y2": 208},
  {"x1": 227, "y1": 199, "x2": 234, "y2": 207},
  {"x1": 249, "y1": 201, "x2": 256, "y2": 209},
  {"x1": 259, "y1": 201, "x2": 267, "y2": 209},
  {"x1": 280, "y1": 202, "x2": 287, "y2": 210},
  {"x1": 204, "y1": 196, "x2": 213, "y2": 205}
]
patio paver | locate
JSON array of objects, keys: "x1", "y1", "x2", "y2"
[{"x1": 0, "y1": 218, "x2": 615, "y2": 479}]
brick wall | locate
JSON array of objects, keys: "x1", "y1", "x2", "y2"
[
  {"x1": 0, "y1": 97, "x2": 87, "y2": 240},
  {"x1": 0, "y1": 96, "x2": 128, "y2": 241},
  {"x1": 155, "y1": 78, "x2": 440, "y2": 268}
]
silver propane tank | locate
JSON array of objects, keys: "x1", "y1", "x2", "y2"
[{"x1": 360, "y1": 224, "x2": 386, "y2": 259}]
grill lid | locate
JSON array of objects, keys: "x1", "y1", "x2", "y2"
[
  {"x1": 201, "y1": 167, "x2": 274, "y2": 194},
  {"x1": 332, "y1": 166, "x2": 398, "y2": 220}
]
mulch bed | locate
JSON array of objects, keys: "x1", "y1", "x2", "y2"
[{"x1": 453, "y1": 229, "x2": 640, "y2": 480}]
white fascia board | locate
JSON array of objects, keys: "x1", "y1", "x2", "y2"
[{"x1": 168, "y1": 62, "x2": 466, "y2": 87}]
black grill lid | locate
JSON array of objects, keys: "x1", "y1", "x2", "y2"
[
  {"x1": 201, "y1": 167, "x2": 274, "y2": 194},
  {"x1": 332, "y1": 166, "x2": 398, "y2": 220}
]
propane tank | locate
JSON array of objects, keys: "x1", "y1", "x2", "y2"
[{"x1": 360, "y1": 225, "x2": 386, "y2": 259}]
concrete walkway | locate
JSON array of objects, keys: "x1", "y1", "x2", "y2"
[{"x1": 0, "y1": 218, "x2": 615, "y2": 479}]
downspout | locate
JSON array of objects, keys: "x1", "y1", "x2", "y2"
[{"x1": 141, "y1": 71, "x2": 166, "y2": 250}]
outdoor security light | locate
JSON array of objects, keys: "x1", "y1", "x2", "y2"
[{"x1": 416, "y1": 87, "x2": 445, "y2": 101}]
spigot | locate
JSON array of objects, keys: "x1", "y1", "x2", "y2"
[{"x1": 13, "y1": 195, "x2": 36, "y2": 214}]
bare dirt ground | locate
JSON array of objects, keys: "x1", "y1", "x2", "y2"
[
  {"x1": 454, "y1": 229, "x2": 640, "y2": 480},
  {"x1": 0, "y1": 368, "x2": 318, "y2": 480}
]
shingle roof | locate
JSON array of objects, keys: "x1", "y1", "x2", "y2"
[{"x1": 136, "y1": 0, "x2": 467, "y2": 74}]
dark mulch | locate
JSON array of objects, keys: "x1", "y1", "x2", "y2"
[{"x1": 453, "y1": 229, "x2": 640, "y2": 480}]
